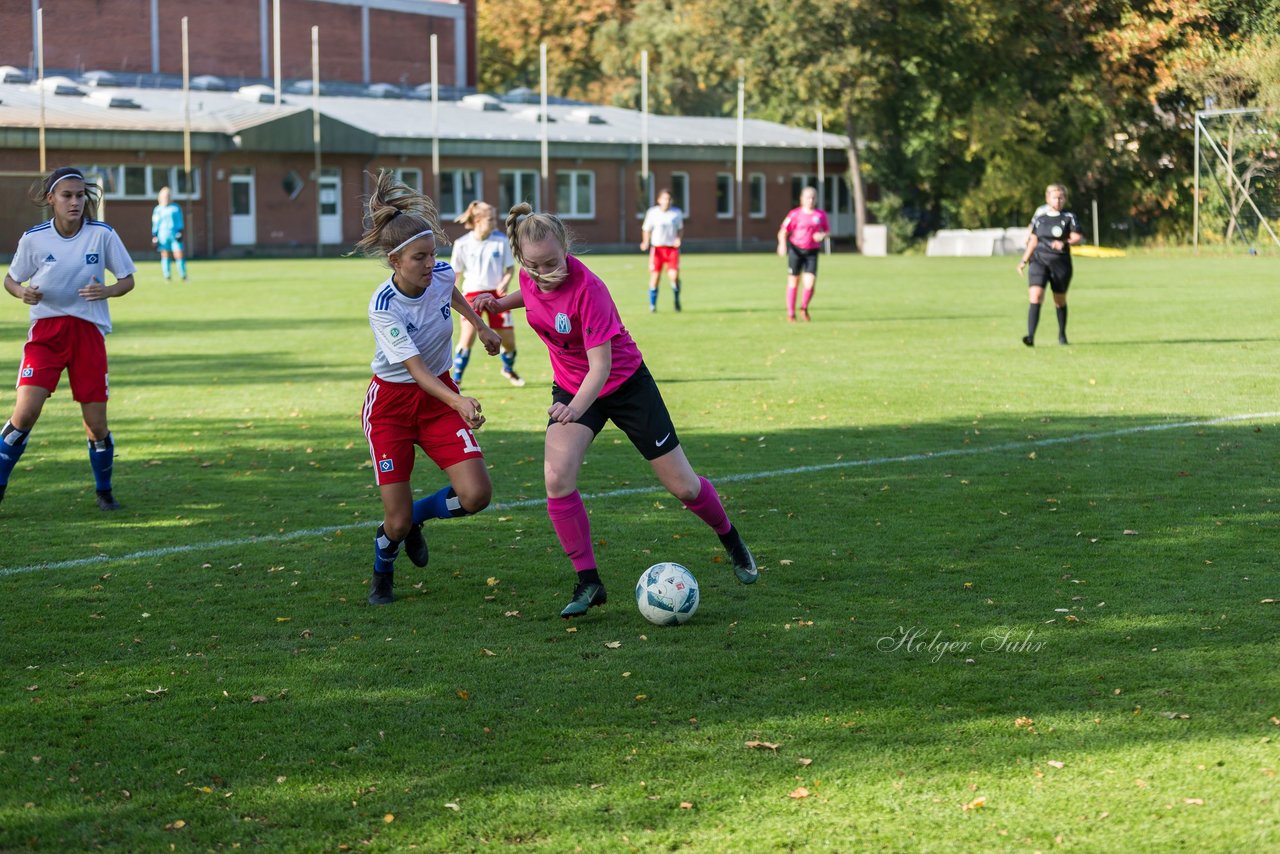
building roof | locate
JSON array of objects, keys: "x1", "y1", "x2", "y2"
[{"x1": 0, "y1": 78, "x2": 849, "y2": 161}]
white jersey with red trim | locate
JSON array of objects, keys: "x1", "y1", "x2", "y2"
[
  {"x1": 368, "y1": 262, "x2": 457, "y2": 383},
  {"x1": 449, "y1": 231, "x2": 513, "y2": 294},
  {"x1": 5, "y1": 219, "x2": 136, "y2": 335}
]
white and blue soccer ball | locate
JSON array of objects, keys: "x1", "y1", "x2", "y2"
[{"x1": 635, "y1": 562, "x2": 699, "y2": 626}]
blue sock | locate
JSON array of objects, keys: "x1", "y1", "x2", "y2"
[
  {"x1": 177, "y1": 257, "x2": 188, "y2": 279},
  {"x1": 87, "y1": 432, "x2": 114, "y2": 492},
  {"x1": 161, "y1": 256, "x2": 171, "y2": 279},
  {"x1": 452, "y1": 348, "x2": 471, "y2": 383},
  {"x1": 648, "y1": 288, "x2": 657, "y2": 309},
  {"x1": 374, "y1": 523, "x2": 400, "y2": 574},
  {"x1": 412, "y1": 486, "x2": 469, "y2": 524},
  {"x1": 0, "y1": 421, "x2": 31, "y2": 485},
  {"x1": 500, "y1": 350, "x2": 516, "y2": 373}
]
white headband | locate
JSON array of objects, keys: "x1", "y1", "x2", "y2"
[
  {"x1": 48, "y1": 172, "x2": 85, "y2": 193},
  {"x1": 390, "y1": 229, "x2": 433, "y2": 255}
]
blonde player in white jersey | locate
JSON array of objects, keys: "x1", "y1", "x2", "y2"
[
  {"x1": 355, "y1": 170, "x2": 501, "y2": 605},
  {"x1": 449, "y1": 200, "x2": 524, "y2": 386},
  {"x1": 0, "y1": 167, "x2": 137, "y2": 510}
]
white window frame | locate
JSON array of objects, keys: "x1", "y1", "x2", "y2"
[
  {"x1": 439, "y1": 169, "x2": 483, "y2": 218},
  {"x1": 499, "y1": 169, "x2": 541, "y2": 212},
  {"x1": 749, "y1": 172, "x2": 767, "y2": 219},
  {"x1": 635, "y1": 170, "x2": 654, "y2": 218},
  {"x1": 670, "y1": 171, "x2": 690, "y2": 218},
  {"x1": 556, "y1": 170, "x2": 595, "y2": 220},
  {"x1": 395, "y1": 168, "x2": 423, "y2": 192},
  {"x1": 715, "y1": 172, "x2": 734, "y2": 219},
  {"x1": 85, "y1": 164, "x2": 202, "y2": 201}
]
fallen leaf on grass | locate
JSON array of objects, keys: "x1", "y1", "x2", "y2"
[
  {"x1": 961, "y1": 796, "x2": 986, "y2": 811},
  {"x1": 1047, "y1": 760, "x2": 1065, "y2": 769},
  {"x1": 443, "y1": 803, "x2": 459, "y2": 811},
  {"x1": 250, "y1": 695, "x2": 267, "y2": 704},
  {"x1": 679, "y1": 801, "x2": 694, "y2": 809},
  {"x1": 1123, "y1": 530, "x2": 1138, "y2": 536},
  {"x1": 565, "y1": 627, "x2": 577, "y2": 634},
  {"x1": 745, "y1": 741, "x2": 780, "y2": 750},
  {"x1": 481, "y1": 648, "x2": 497, "y2": 657},
  {"x1": 503, "y1": 610, "x2": 521, "y2": 618},
  {"x1": 788, "y1": 787, "x2": 810, "y2": 799},
  {"x1": 1161, "y1": 711, "x2": 1190, "y2": 719},
  {"x1": 1262, "y1": 599, "x2": 1278, "y2": 605},
  {"x1": 1014, "y1": 717, "x2": 1035, "y2": 728},
  {"x1": 145, "y1": 687, "x2": 168, "y2": 696},
  {"x1": 456, "y1": 690, "x2": 471, "y2": 701},
  {"x1": 164, "y1": 820, "x2": 186, "y2": 831},
  {"x1": 604, "y1": 641, "x2": 622, "y2": 649},
  {"x1": 1184, "y1": 798, "x2": 1204, "y2": 806},
  {"x1": 383, "y1": 814, "x2": 395, "y2": 823},
  {"x1": 798, "y1": 758, "x2": 813, "y2": 766},
  {"x1": 779, "y1": 559, "x2": 793, "y2": 566}
]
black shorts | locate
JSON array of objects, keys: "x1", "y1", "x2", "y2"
[
  {"x1": 787, "y1": 243, "x2": 820, "y2": 276},
  {"x1": 1028, "y1": 255, "x2": 1072, "y2": 293},
  {"x1": 550, "y1": 362, "x2": 679, "y2": 461}
]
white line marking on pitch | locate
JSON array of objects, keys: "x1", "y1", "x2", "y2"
[{"x1": 3, "y1": 411, "x2": 1276, "y2": 577}]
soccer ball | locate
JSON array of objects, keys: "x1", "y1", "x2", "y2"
[{"x1": 635, "y1": 562, "x2": 699, "y2": 626}]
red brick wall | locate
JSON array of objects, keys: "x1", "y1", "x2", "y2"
[{"x1": 0, "y1": 0, "x2": 470, "y2": 86}]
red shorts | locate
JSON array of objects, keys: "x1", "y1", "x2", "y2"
[
  {"x1": 16, "y1": 316, "x2": 110, "y2": 402},
  {"x1": 362, "y1": 374, "x2": 484, "y2": 485},
  {"x1": 463, "y1": 292, "x2": 513, "y2": 331},
  {"x1": 649, "y1": 246, "x2": 680, "y2": 274}
]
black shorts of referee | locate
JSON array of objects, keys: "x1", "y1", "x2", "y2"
[
  {"x1": 549, "y1": 362, "x2": 679, "y2": 461},
  {"x1": 1027, "y1": 253, "x2": 1073, "y2": 294}
]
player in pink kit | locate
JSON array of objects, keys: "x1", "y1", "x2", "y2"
[
  {"x1": 0, "y1": 167, "x2": 137, "y2": 510},
  {"x1": 473, "y1": 203, "x2": 758, "y2": 619},
  {"x1": 354, "y1": 171, "x2": 502, "y2": 605},
  {"x1": 777, "y1": 186, "x2": 830, "y2": 322}
]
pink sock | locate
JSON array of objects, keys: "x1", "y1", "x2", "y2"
[
  {"x1": 786, "y1": 285, "x2": 798, "y2": 317},
  {"x1": 801, "y1": 287, "x2": 814, "y2": 311},
  {"x1": 682, "y1": 476, "x2": 732, "y2": 535},
  {"x1": 547, "y1": 491, "x2": 596, "y2": 571}
]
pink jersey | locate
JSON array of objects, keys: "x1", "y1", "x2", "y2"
[
  {"x1": 781, "y1": 207, "x2": 830, "y2": 250},
  {"x1": 520, "y1": 254, "x2": 643, "y2": 397}
]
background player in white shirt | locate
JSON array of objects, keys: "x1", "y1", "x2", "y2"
[
  {"x1": 449, "y1": 201, "x2": 524, "y2": 386},
  {"x1": 0, "y1": 166, "x2": 136, "y2": 510},
  {"x1": 640, "y1": 189, "x2": 684, "y2": 312},
  {"x1": 355, "y1": 171, "x2": 501, "y2": 605}
]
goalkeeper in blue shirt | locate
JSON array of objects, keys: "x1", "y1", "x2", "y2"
[{"x1": 151, "y1": 186, "x2": 188, "y2": 281}]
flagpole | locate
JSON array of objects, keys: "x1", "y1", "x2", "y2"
[
  {"x1": 430, "y1": 34, "x2": 439, "y2": 201},
  {"x1": 182, "y1": 16, "x2": 192, "y2": 256},
  {"x1": 540, "y1": 42, "x2": 549, "y2": 210},
  {"x1": 37, "y1": 6, "x2": 46, "y2": 172},
  {"x1": 312, "y1": 26, "x2": 322, "y2": 257}
]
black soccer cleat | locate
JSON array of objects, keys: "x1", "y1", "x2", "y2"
[
  {"x1": 718, "y1": 525, "x2": 758, "y2": 584},
  {"x1": 404, "y1": 523, "x2": 429, "y2": 567},
  {"x1": 368, "y1": 571, "x2": 395, "y2": 605},
  {"x1": 1021, "y1": 335, "x2": 1035, "y2": 347},
  {"x1": 0, "y1": 483, "x2": 6, "y2": 504},
  {"x1": 1059, "y1": 334, "x2": 1069, "y2": 345},
  {"x1": 95, "y1": 489, "x2": 121, "y2": 511},
  {"x1": 560, "y1": 579, "x2": 607, "y2": 618}
]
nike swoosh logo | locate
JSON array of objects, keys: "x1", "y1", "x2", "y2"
[{"x1": 655, "y1": 433, "x2": 671, "y2": 447}]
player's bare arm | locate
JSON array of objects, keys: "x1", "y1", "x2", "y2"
[
  {"x1": 403, "y1": 353, "x2": 485, "y2": 428},
  {"x1": 552, "y1": 342, "x2": 611, "y2": 425},
  {"x1": 450, "y1": 288, "x2": 501, "y2": 355},
  {"x1": 4, "y1": 274, "x2": 44, "y2": 305},
  {"x1": 1017, "y1": 235, "x2": 1038, "y2": 275}
]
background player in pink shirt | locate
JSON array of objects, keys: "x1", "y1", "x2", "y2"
[
  {"x1": 777, "y1": 186, "x2": 830, "y2": 322},
  {"x1": 474, "y1": 203, "x2": 758, "y2": 619},
  {"x1": 1, "y1": 166, "x2": 137, "y2": 510},
  {"x1": 354, "y1": 171, "x2": 501, "y2": 605}
]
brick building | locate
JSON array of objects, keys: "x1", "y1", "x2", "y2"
[{"x1": 0, "y1": 0, "x2": 851, "y2": 258}]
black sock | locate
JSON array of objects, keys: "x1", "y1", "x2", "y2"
[
  {"x1": 1027, "y1": 303, "x2": 1042, "y2": 339},
  {"x1": 1056, "y1": 305, "x2": 1068, "y2": 337},
  {"x1": 576, "y1": 568, "x2": 602, "y2": 586}
]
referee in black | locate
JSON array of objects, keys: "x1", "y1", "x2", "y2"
[{"x1": 1017, "y1": 184, "x2": 1083, "y2": 346}]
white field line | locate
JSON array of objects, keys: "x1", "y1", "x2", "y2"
[{"x1": 3, "y1": 411, "x2": 1276, "y2": 578}]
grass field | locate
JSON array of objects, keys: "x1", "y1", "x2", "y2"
[{"x1": 1, "y1": 251, "x2": 1278, "y2": 851}]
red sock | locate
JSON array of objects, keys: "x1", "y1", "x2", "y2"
[
  {"x1": 547, "y1": 491, "x2": 596, "y2": 571},
  {"x1": 786, "y1": 285, "x2": 798, "y2": 317},
  {"x1": 681, "y1": 476, "x2": 732, "y2": 535}
]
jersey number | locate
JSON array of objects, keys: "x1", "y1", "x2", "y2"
[{"x1": 456, "y1": 428, "x2": 482, "y2": 454}]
